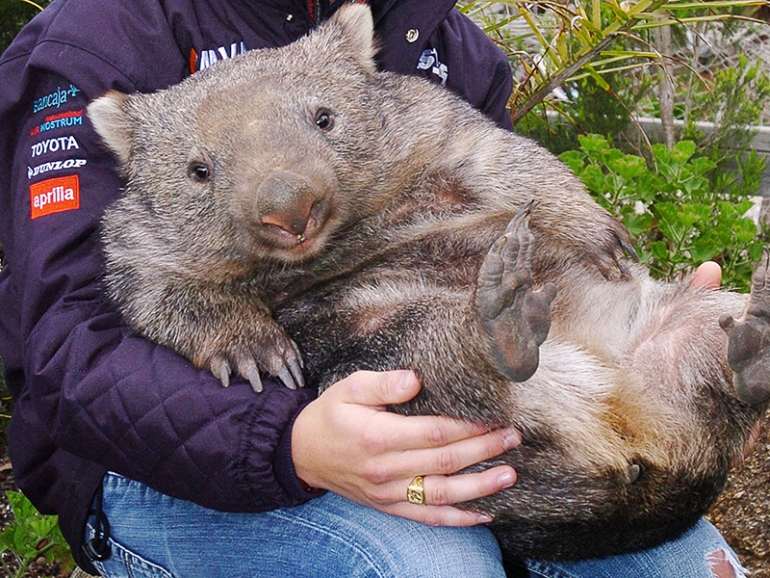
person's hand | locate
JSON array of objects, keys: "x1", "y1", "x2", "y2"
[
  {"x1": 291, "y1": 369, "x2": 520, "y2": 526},
  {"x1": 689, "y1": 260, "x2": 722, "y2": 289}
]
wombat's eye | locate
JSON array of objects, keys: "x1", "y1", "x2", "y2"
[
  {"x1": 314, "y1": 108, "x2": 335, "y2": 131},
  {"x1": 188, "y1": 163, "x2": 211, "y2": 183}
]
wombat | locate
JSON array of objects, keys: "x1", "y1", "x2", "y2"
[{"x1": 87, "y1": 4, "x2": 769, "y2": 561}]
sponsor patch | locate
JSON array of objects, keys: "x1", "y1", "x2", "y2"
[
  {"x1": 32, "y1": 84, "x2": 81, "y2": 114},
  {"x1": 189, "y1": 41, "x2": 247, "y2": 74},
  {"x1": 30, "y1": 109, "x2": 84, "y2": 137},
  {"x1": 28, "y1": 158, "x2": 87, "y2": 179},
  {"x1": 417, "y1": 48, "x2": 448, "y2": 86},
  {"x1": 30, "y1": 175, "x2": 80, "y2": 219},
  {"x1": 30, "y1": 135, "x2": 80, "y2": 158}
]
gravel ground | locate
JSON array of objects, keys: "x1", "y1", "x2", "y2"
[{"x1": 708, "y1": 409, "x2": 770, "y2": 576}]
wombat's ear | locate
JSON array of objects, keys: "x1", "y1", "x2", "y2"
[
  {"x1": 329, "y1": 2, "x2": 377, "y2": 74},
  {"x1": 87, "y1": 91, "x2": 134, "y2": 166}
]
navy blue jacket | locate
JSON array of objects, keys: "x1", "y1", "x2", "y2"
[{"x1": 0, "y1": 0, "x2": 513, "y2": 572}]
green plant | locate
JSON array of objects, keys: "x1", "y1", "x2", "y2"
[
  {"x1": 0, "y1": 491, "x2": 74, "y2": 578},
  {"x1": 459, "y1": 0, "x2": 767, "y2": 124},
  {"x1": 0, "y1": 0, "x2": 52, "y2": 54},
  {"x1": 514, "y1": 69, "x2": 652, "y2": 155},
  {"x1": 683, "y1": 55, "x2": 770, "y2": 158},
  {"x1": 560, "y1": 134, "x2": 767, "y2": 290}
]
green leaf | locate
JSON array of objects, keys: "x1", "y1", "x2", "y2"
[
  {"x1": 7, "y1": 492, "x2": 36, "y2": 522},
  {"x1": 623, "y1": 212, "x2": 653, "y2": 236},
  {"x1": 607, "y1": 155, "x2": 647, "y2": 181},
  {"x1": 0, "y1": 490, "x2": 74, "y2": 573},
  {"x1": 748, "y1": 242, "x2": 765, "y2": 262},
  {"x1": 690, "y1": 236, "x2": 720, "y2": 262},
  {"x1": 671, "y1": 140, "x2": 696, "y2": 160},
  {"x1": 689, "y1": 156, "x2": 717, "y2": 176},
  {"x1": 578, "y1": 133, "x2": 611, "y2": 156},
  {"x1": 649, "y1": 241, "x2": 670, "y2": 261},
  {"x1": 578, "y1": 164, "x2": 610, "y2": 195},
  {"x1": 655, "y1": 202, "x2": 690, "y2": 242},
  {"x1": 558, "y1": 150, "x2": 586, "y2": 173}
]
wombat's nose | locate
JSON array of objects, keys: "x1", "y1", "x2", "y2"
[
  {"x1": 257, "y1": 171, "x2": 319, "y2": 236},
  {"x1": 261, "y1": 204, "x2": 313, "y2": 235}
]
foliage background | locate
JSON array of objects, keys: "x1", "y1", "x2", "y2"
[
  {"x1": 1, "y1": 0, "x2": 769, "y2": 576},
  {"x1": 0, "y1": 0, "x2": 44, "y2": 53}
]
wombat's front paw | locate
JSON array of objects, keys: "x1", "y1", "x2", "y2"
[
  {"x1": 720, "y1": 251, "x2": 770, "y2": 405},
  {"x1": 206, "y1": 327, "x2": 304, "y2": 393},
  {"x1": 476, "y1": 205, "x2": 556, "y2": 382},
  {"x1": 586, "y1": 215, "x2": 637, "y2": 280}
]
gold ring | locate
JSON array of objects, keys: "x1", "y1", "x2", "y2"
[{"x1": 406, "y1": 475, "x2": 426, "y2": 505}]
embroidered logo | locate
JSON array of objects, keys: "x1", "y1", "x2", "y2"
[
  {"x1": 417, "y1": 48, "x2": 448, "y2": 86},
  {"x1": 189, "y1": 41, "x2": 248, "y2": 74},
  {"x1": 30, "y1": 175, "x2": 80, "y2": 219},
  {"x1": 30, "y1": 135, "x2": 80, "y2": 158},
  {"x1": 30, "y1": 109, "x2": 84, "y2": 137},
  {"x1": 32, "y1": 85, "x2": 81, "y2": 114},
  {"x1": 28, "y1": 158, "x2": 87, "y2": 179}
]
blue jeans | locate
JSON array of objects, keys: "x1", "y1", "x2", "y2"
[{"x1": 86, "y1": 472, "x2": 746, "y2": 578}]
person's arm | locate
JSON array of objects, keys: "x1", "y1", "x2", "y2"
[
  {"x1": 4, "y1": 61, "x2": 518, "y2": 519},
  {"x1": 375, "y1": 6, "x2": 514, "y2": 131},
  {"x1": 0, "y1": 58, "x2": 319, "y2": 511},
  {"x1": 431, "y1": 8, "x2": 515, "y2": 131}
]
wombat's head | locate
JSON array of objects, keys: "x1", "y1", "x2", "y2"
[{"x1": 89, "y1": 4, "x2": 388, "y2": 270}]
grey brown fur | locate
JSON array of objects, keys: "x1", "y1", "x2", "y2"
[{"x1": 88, "y1": 5, "x2": 769, "y2": 561}]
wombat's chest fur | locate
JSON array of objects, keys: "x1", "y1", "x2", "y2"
[{"x1": 262, "y1": 181, "x2": 510, "y2": 309}]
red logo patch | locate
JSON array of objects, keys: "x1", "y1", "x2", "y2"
[{"x1": 30, "y1": 175, "x2": 80, "y2": 219}]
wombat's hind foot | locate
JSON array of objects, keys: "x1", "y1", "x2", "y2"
[
  {"x1": 720, "y1": 250, "x2": 770, "y2": 405},
  {"x1": 476, "y1": 203, "x2": 557, "y2": 382},
  {"x1": 208, "y1": 335, "x2": 304, "y2": 393}
]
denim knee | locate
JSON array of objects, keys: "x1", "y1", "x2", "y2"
[{"x1": 524, "y1": 518, "x2": 748, "y2": 578}]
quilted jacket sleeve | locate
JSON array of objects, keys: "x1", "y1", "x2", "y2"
[{"x1": 0, "y1": 6, "x2": 319, "y2": 517}]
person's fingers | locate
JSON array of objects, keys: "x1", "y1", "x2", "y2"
[
  {"x1": 690, "y1": 261, "x2": 722, "y2": 289},
  {"x1": 336, "y1": 370, "x2": 519, "y2": 452},
  {"x1": 374, "y1": 465, "x2": 517, "y2": 526},
  {"x1": 398, "y1": 465, "x2": 516, "y2": 507},
  {"x1": 385, "y1": 503, "x2": 494, "y2": 527},
  {"x1": 367, "y1": 426, "x2": 520, "y2": 481},
  {"x1": 424, "y1": 465, "x2": 516, "y2": 506},
  {"x1": 295, "y1": 370, "x2": 522, "y2": 526}
]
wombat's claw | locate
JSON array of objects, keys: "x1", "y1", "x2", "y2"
[
  {"x1": 624, "y1": 463, "x2": 641, "y2": 484},
  {"x1": 720, "y1": 251, "x2": 770, "y2": 405},
  {"x1": 229, "y1": 330, "x2": 305, "y2": 391},
  {"x1": 211, "y1": 355, "x2": 232, "y2": 389},
  {"x1": 276, "y1": 360, "x2": 304, "y2": 390},
  {"x1": 587, "y1": 217, "x2": 636, "y2": 280},
  {"x1": 612, "y1": 233, "x2": 639, "y2": 279},
  {"x1": 211, "y1": 354, "x2": 264, "y2": 392},
  {"x1": 240, "y1": 357, "x2": 264, "y2": 393},
  {"x1": 618, "y1": 235, "x2": 639, "y2": 263},
  {"x1": 268, "y1": 338, "x2": 305, "y2": 390},
  {"x1": 476, "y1": 210, "x2": 556, "y2": 382},
  {"x1": 288, "y1": 356, "x2": 305, "y2": 388}
]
